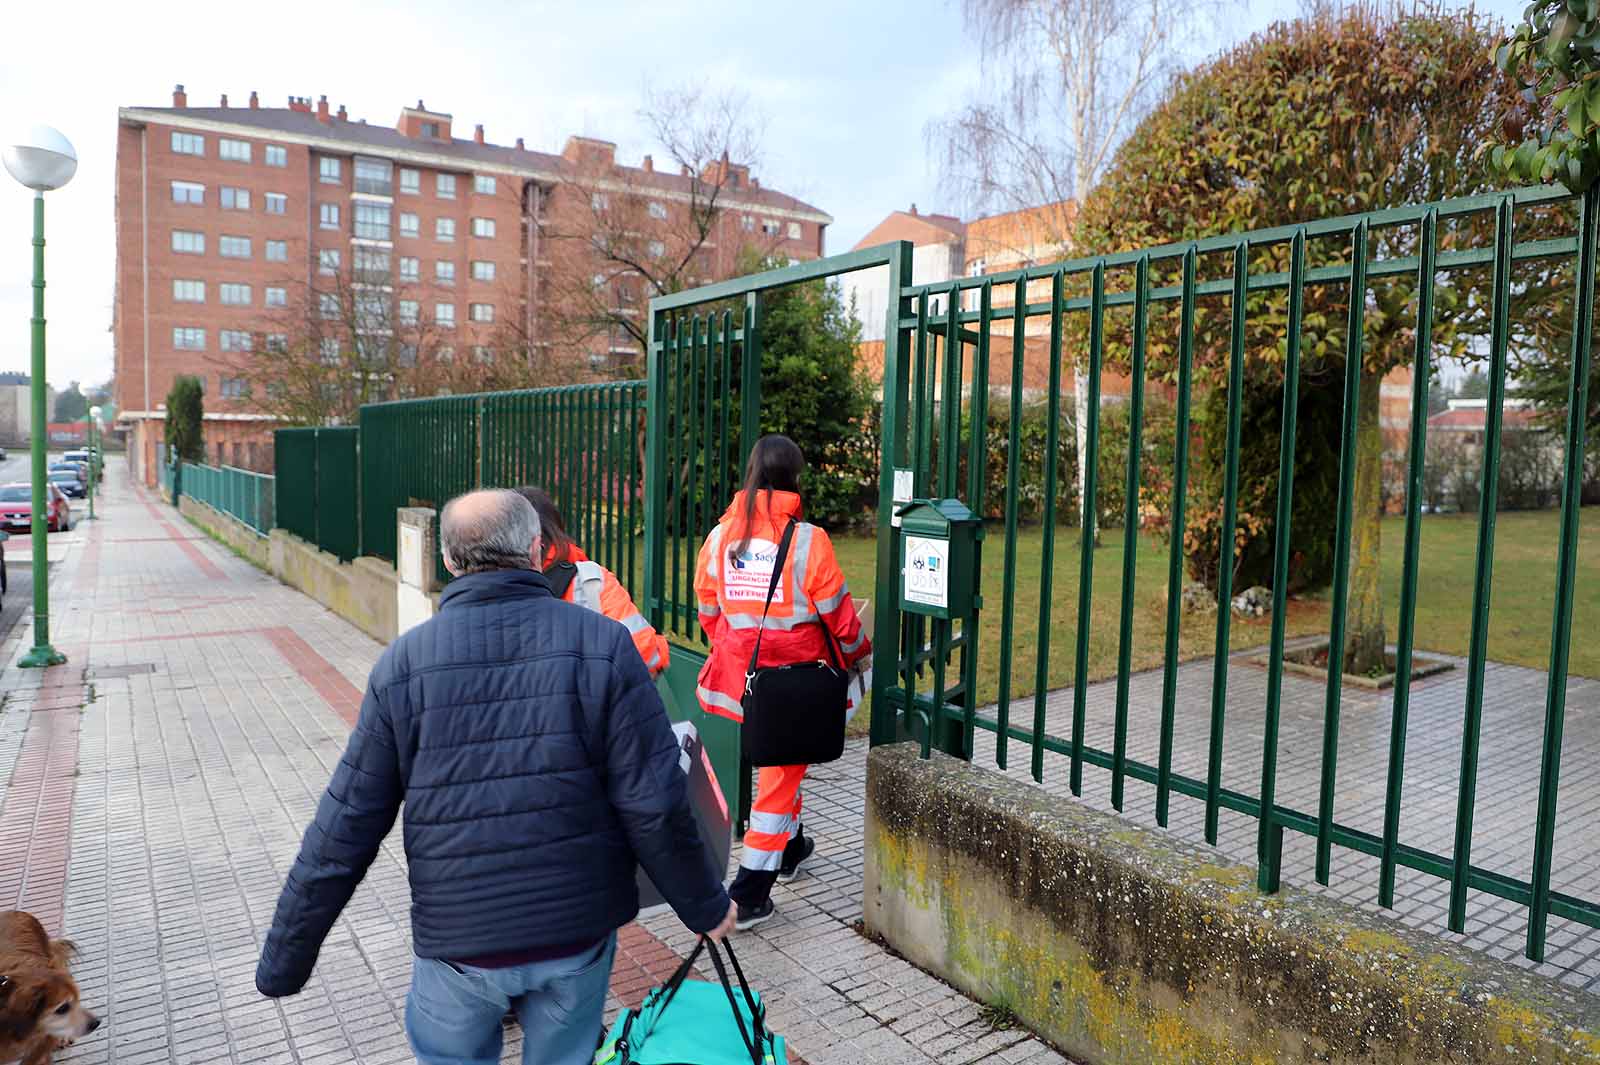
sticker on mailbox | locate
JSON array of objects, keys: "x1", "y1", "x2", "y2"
[{"x1": 904, "y1": 535, "x2": 949, "y2": 609}]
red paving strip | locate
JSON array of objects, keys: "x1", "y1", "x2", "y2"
[
  {"x1": 262, "y1": 626, "x2": 363, "y2": 727},
  {"x1": 102, "y1": 535, "x2": 208, "y2": 544},
  {"x1": 0, "y1": 664, "x2": 86, "y2": 936}
]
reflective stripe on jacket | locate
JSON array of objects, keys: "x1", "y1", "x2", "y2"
[
  {"x1": 545, "y1": 544, "x2": 670, "y2": 677},
  {"x1": 693, "y1": 489, "x2": 870, "y2": 722}
]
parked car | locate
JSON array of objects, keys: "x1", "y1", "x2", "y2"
[
  {"x1": 62, "y1": 449, "x2": 98, "y2": 477},
  {"x1": 0, "y1": 482, "x2": 71, "y2": 533},
  {"x1": 48, "y1": 461, "x2": 86, "y2": 484},
  {"x1": 48, "y1": 469, "x2": 85, "y2": 499},
  {"x1": 0, "y1": 445, "x2": 7, "y2": 461}
]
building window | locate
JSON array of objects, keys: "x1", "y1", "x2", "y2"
[
  {"x1": 265, "y1": 144, "x2": 287, "y2": 168},
  {"x1": 321, "y1": 338, "x2": 341, "y2": 365},
  {"x1": 470, "y1": 303, "x2": 494, "y2": 323},
  {"x1": 170, "y1": 180, "x2": 204, "y2": 205},
  {"x1": 436, "y1": 217, "x2": 456, "y2": 242},
  {"x1": 220, "y1": 329, "x2": 253, "y2": 352},
  {"x1": 173, "y1": 279, "x2": 205, "y2": 303},
  {"x1": 319, "y1": 157, "x2": 341, "y2": 184},
  {"x1": 399, "y1": 300, "x2": 419, "y2": 325},
  {"x1": 266, "y1": 239, "x2": 288, "y2": 262},
  {"x1": 399, "y1": 256, "x2": 420, "y2": 282},
  {"x1": 741, "y1": 214, "x2": 754, "y2": 232},
  {"x1": 219, "y1": 235, "x2": 252, "y2": 259},
  {"x1": 398, "y1": 342, "x2": 418, "y2": 367},
  {"x1": 353, "y1": 247, "x2": 390, "y2": 282},
  {"x1": 472, "y1": 217, "x2": 495, "y2": 238},
  {"x1": 647, "y1": 201, "x2": 668, "y2": 221},
  {"x1": 400, "y1": 168, "x2": 420, "y2": 195},
  {"x1": 266, "y1": 333, "x2": 287, "y2": 353},
  {"x1": 220, "y1": 376, "x2": 250, "y2": 399},
  {"x1": 354, "y1": 201, "x2": 391, "y2": 241},
  {"x1": 435, "y1": 303, "x2": 456, "y2": 329},
  {"x1": 436, "y1": 260, "x2": 456, "y2": 285},
  {"x1": 220, "y1": 283, "x2": 252, "y2": 306},
  {"x1": 320, "y1": 294, "x2": 340, "y2": 321},
  {"x1": 173, "y1": 327, "x2": 205, "y2": 350},
  {"x1": 591, "y1": 192, "x2": 609, "y2": 211},
  {"x1": 761, "y1": 218, "x2": 779, "y2": 235},
  {"x1": 435, "y1": 345, "x2": 454, "y2": 362},
  {"x1": 319, "y1": 248, "x2": 341, "y2": 274},
  {"x1": 475, "y1": 174, "x2": 497, "y2": 196},
  {"x1": 421, "y1": 121, "x2": 440, "y2": 138},
  {"x1": 265, "y1": 192, "x2": 287, "y2": 215},
  {"x1": 788, "y1": 221, "x2": 802, "y2": 240},
  {"x1": 591, "y1": 272, "x2": 607, "y2": 290},
  {"x1": 437, "y1": 173, "x2": 457, "y2": 199},
  {"x1": 220, "y1": 186, "x2": 250, "y2": 210},
  {"x1": 265, "y1": 287, "x2": 287, "y2": 307},
  {"x1": 473, "y1": 345, "x2": 494, "y2": 363},
  {"x1": 400, "y1": 212, "x2": 420, "y2": 238},
  {"x1": 648, "y1": 240, "x2": 665, "y2": 259},
  {"x1": 219, "y1": 138, "x2": 251, "y2": 163},
  {"x1": 471, "y1": 260, "x2": 495, "y2": 282},
  {"x1": 171, "y1": 131, "x2": 204, "y2": 156},
  {"x1": 320, "y1": 203, "x2": 340, "y2": 230},
  {"x1": 354, "y1": 158, "x2": 393, "y2": 196}
]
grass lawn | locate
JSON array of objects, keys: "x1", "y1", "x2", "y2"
[{"x1": 828, "y1": 506, "x2": 1600, "y2": 716}]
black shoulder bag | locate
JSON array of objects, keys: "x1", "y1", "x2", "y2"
[{"x1": 739, "y1": 521, "x2": 850, "y2": 767}]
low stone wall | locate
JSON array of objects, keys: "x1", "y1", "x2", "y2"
[
  {"x1": 863, "y1": 744, "x2": 1600, "y2": 1065},
  {"x1": 178, "y1": 496, "x2": 398, "y2": 644}
]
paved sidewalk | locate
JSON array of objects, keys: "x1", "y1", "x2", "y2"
[{"x1": 0, "y1": 463, "x2": 1071, "y2": 1065}]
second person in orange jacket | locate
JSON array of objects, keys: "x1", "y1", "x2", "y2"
[
  {"x1": 515, "y1": 485, "x2": 670, "y2": 678},
  {"x1": 693, "y1": 434, "x2": 870, "y2": 930}
]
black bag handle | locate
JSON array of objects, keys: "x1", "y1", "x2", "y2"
[
  {"x1": 704, "y1": 938, "x2": 764, "y2": 1065},
  {"x1": 639, "y1": 936, "x2": 765, "y2": 1065},
  {"x1": 744, "y1": 520, "x2": 798, "y2": 685}
]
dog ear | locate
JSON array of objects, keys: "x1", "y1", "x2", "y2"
[{"x1": 0, "y1": 982, "x2": 45, "y2": 1041}]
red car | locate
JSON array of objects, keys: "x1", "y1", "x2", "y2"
[{"x1": 0, "y1": 482, "x2": 72, "y2": 533}]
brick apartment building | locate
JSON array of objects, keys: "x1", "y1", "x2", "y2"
[{"x1": 114, "y1": 86, "x2": 831, "y2": 485}]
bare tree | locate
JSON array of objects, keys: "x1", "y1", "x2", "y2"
[
  {"x1": 931, "y1": 0, "x2": 1210, "y2": 543},
  {"x1": 539, "y1": 83, "x2": 781, "y2": 371}
]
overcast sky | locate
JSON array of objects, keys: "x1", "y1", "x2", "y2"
[{"x1": 0, "y1": 0, "x2": 1528, "y2": 393}]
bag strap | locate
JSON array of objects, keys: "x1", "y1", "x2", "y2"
[
  {"x1": 744, "y1": 520, "x2": 798, "y2": 687},
  {"x1": 704, "y1": 939, "x2": 764, "y2": 1065},
  {"x1": 717, "y1": 938, "x2": 767, "y2": 1047}
]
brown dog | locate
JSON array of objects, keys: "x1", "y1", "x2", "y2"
[{"x1": 0, "y1": 911, "x2": 98, "y2": 1065}]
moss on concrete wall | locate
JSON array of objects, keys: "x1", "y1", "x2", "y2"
[{"x1": 863, "y1": 744, "x2": 1600, "y2": 1065}]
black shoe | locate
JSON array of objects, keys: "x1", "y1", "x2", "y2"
[
  {"x1": 777, "y1": 836, "x2": 815, "y2": 883},
  {"x1": 735, "y1": 898, "x2": 777, "y2": 931}
]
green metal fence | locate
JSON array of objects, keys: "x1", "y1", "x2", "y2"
[
  {"x1": 273, "y1": 426, "x2": 360, "y2": 561},
  {"x1": 359, "y1": 383, "x2": 645, "y2": 589},
  {"x1": 859, "y1": 181, "x2": 1597, "y2": 964},
  {"x1": 179, "y1": 461, "x2": 275, "y2": 533}
]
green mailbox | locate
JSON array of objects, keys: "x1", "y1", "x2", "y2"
[{"x1": 896, "y1": 498, "x2": 981, "y2": 619}]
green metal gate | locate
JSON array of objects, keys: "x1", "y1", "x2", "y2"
[{"x1": 861, "y1": 181, "x2": 1597, "y2": 964}]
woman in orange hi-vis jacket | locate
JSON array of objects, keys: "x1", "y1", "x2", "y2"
[
  {"x1": 514, "y1": 486, "x2": 670, "y2": 677},
  {"x1": 693, "y1": 435, "x2": 871, "y2": 929}
]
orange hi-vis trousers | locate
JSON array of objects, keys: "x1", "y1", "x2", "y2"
[{"x1": 728, "y1": 764, "x2": 807, "y2": 907}]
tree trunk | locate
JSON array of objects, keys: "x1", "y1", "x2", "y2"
[
  {"x1": 1074, "y1": 363, "x2": 1097, "y2": 545},
  {"x1": 1344, "y1": 369, "x2": 1386, "y2": 675}
]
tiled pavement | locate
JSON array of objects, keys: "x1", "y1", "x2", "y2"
[{"x1": 0, "y1": 463, "x2": 1072, "y2": 1065}]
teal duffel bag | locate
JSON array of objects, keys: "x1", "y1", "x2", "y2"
[{"x1": 595, "y1": 937, "x2": 786, "y2": 1065}]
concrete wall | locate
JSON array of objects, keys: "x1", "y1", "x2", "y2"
[
  {"x1": 179, "y1": 495, "x2": 398, "y2": 643},
  {"x1": 863, "y1": 745, "x2": 1600, "y2": 1065}
]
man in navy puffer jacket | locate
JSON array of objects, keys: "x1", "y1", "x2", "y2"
[{"x1": 256, "y1": 488, "x2": 736, "y2": 1065}]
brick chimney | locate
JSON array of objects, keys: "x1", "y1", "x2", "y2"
[
  {"x1": 172, "y1": 84, "x2": 187, "y2": 108},
  {"x1": 316, "y1": 95, "x2": 330, "y2": 123},
  {"x1": 474, "y1": 124, "x2": 485, "y2": 145},
  {"x1": 289, "y1": 96, "x2": 313, "y2": 114},
  {"x1": 249, "y1": 90, "x2": 259, "y2": 109},
  {"x1": 910, "y1": 203, "x2": 918, "y2": 215},
  {"x1": 337, "y1": 104, "x2": 348, "y2": 121},
  {"x1": 515, "y1": 137, "x2": 525, "y2": 150},
  {"x1": 220, "y1": 93, "x2": 228, "y2": 108},
  {"x1": 642, "y1": 154, "x2": 653, "y2": 173}
]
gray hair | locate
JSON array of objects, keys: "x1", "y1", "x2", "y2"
[{"x1": 440, "y1": 489, "x2": 542, "y2": 575}]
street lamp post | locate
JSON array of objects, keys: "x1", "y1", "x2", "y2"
[
  {"x1": 87, "y1": 404, "x2": 101, "y2": 520},
  {"x1": 4, "y1": 125, "x2": 77, "y2": 669}
]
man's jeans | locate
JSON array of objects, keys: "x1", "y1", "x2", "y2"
[{"x1": 405, "y1": 934, "x2": 618, "y2": 1065}]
